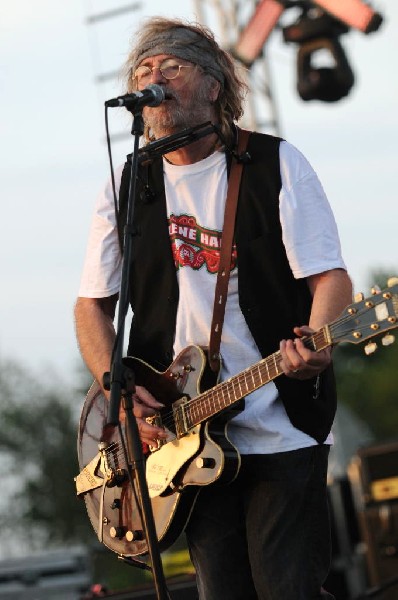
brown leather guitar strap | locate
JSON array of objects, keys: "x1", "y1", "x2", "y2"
[{"x1": 208, "y1": 128, "x2": 251, "y2": 372}]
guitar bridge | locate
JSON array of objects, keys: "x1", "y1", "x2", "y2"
[{"x1": 98, "y1": 441, "x2": 127, "y2": 486}]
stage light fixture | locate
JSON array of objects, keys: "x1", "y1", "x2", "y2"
[
  {"x1": 282, "y1": 6, "x2": 356, "y2": 102},
  {"x1": 296, "y1": 36, "x2": 355, "y2": 102},
  {"x1": 230, "y1": 0, "x2": 383, "y2": 104}
]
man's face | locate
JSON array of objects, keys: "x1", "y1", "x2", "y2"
[{"x1": 134, "y1": 54, "x2": 220, "y2": 137}]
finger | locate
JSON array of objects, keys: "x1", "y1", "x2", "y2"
[
  {"x1": 293, "y1": 325, "x2": 314, "y2": 337},
  {"x1": 137, "y1": 418, "x2": 167, "y2": 445},
  {"x1": 135, "y1": 385, "x2": 164, "y2": 409},
  {"x1": 133, "y1": 404, "x2": 159, "y2": 419},
  {"x1": 294, "y1": 338, "x2": 331, "y2": 367},
  {"x1": 293, "y1": 337, "x2": 315, "y2": 361},
  {"x1": 279, "y1": 339, "x2": 302, "y2": 375}
]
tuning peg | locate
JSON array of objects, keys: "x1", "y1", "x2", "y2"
[
  {"x1": 364, "y1": 342, "x2": 378, "y2": 355},
  {"x1": 354, "y1": 292, "x2": 364, "y2": 302},
  {"x1": 387, "y1": 277, "x2": 398, "y2": 287},
  {"x1": 371, "y1": 285, "x2": 381, "y2": 295},
  {"x1": 382, "y1": 334, "x2": 395, "y2": 346}
]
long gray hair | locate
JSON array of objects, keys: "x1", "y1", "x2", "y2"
[{"x1": 122, "y1": 17, "x2": 247, "y2": 144}]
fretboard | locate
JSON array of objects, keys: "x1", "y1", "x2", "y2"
[{"x1": 179, "y1": 326, "x2": 331, "y2": 432}]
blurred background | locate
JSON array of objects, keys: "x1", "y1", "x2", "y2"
[{"x1": 0, "y1": 1, "x2": 397, "y2": 598}]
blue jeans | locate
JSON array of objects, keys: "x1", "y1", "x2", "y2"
[{"x1": 185, "y1": 445, "x2": 334, "y2": 600}]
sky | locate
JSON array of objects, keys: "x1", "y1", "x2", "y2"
[{"x1": 0, "y1": 0, "x2": 397, "y2": 381}]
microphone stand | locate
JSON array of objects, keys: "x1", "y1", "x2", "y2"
[
  {"x1": 137, "y1": 121, "x2": 216, "y2": 164},
  {"x1": 105, "y1": 110, "x2": 170, "y2": 600}
]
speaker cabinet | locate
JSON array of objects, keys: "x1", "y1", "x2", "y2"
[{"x1": 348, "y1": 441, "x2": 398, "y2": 600}]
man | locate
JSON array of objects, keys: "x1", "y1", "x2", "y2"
[{"x1": 75, "y1": 17, "x2": 352, "y2": 600}]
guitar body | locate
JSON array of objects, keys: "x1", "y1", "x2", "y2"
[{"x1": 77, "y1": 345, "x2": 241, "y2": 557}]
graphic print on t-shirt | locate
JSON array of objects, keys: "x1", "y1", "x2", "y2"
[{"x1": 169, "y1": 214, "x2": 237, "y2": 274}]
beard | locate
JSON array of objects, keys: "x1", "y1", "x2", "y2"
[{"x1": 143, "y1": 81, "x2": 216, "y2": 139}]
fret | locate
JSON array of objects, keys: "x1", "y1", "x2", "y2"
[
  {"x1": 250, "y1": 368, "x2": 256, "y2": 389},
  {"x1": 233, "y1": 380, "x2": 239, "y2": 401},
  {"x1": 304, "y1": 328, "x2": 329, "y2": 352},
  {"x1": 241, "y1": 373, "x2": 249, "y2": 395},
  {"x1": 257, "y1": 363, "x2": 263, "y2": 387},
  {"x1": 218, "y1": 389, "x2": 226, "y2": 407},
  {"x1": 237, "y1": 376, "x2": 245, "y2": 398},
  {"x1": 189, "y1": 402, "x2": 199, "y2": 425},
  {"x1": 225, "y1": 381, "x2": 234, "y2": 404},
  {"x1": 184, "y1": 406, "x2": 192, "y2": 430},
  {"x1": 318, "y1": 332, "x2": 324, "y2": 348},
  {"x1": 272, "y1": 353, "x2": 279, "y2": 376},
  {"x1": 196, "y1": 398, "x2": 209, "y2": 422},
  {"x1": 262, "y1": 359, "x2": 268, "y2": 382},
  {"x1": 312, "y1": 335, "x2": 317, "y2": 351},
  {"x1": 216, "y1": 384, "x2": 226, "y2": 409}
]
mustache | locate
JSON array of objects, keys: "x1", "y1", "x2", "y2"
[
  {"x1": 164, "y1": 86, "x2": 195, "y2": 103},
  {"x1": 163, "y1": 88, "x2": 177, "y2": 101}
]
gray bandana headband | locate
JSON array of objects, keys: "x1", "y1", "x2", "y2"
[{"x1": 132, "y1": 27, "x2": 225, "y2": 87}]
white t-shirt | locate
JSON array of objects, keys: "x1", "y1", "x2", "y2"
[{"x1": 79, "y1": 141, "x2": 346, "y2": 454}]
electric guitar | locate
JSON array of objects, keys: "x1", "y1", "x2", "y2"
[{"x1": 76, "y1": 279, "x2": 398, "y2": 558}]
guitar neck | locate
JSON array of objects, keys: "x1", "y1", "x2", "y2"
[{"x1": 181, "y1": 326, "x2": 332, "y2": 431}]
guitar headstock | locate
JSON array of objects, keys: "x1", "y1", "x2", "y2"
[{"x1": 330, "y1": 278, "x2": 398, "y2": 352}]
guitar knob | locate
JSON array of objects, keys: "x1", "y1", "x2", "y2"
[
  {"x1": 364, "y1": 342, "x2": 378, "y2": 355},
  {"x1": 110, "y1": 526, "x2": 126, "y2": 539},
  {"x1": 126, "y1": 530, "x2": 144, "y2": 542},
  {"x1": 170, "y1": 371, "x2": 182, "y2": 380},
  {"x1": 371, "y1": 285, "x2": 381, "y2": 295},
  {"x1": 382, "y1": 334, "x2": 395, "y2": 346},
  {"x1": 387, "y1": 277, "x2": 398, "y2": 287},
  {"x1": 196, "y1": 457, "x2": 216, "y2": 469}
]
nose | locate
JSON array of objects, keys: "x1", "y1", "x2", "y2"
[{"x1": 150, "y1": 67, "x2": 166, "y2": 84}]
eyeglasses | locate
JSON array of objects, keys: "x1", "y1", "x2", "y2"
[{"x1": 134, "y1": 59, "x2": 193, "y2": 85}]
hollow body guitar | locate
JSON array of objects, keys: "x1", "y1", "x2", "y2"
[
  {"x1": 77, "y1": 345, "x2": 241, "y2": 558},
  {"x1": 76, "y1": 281, "x2": 398, "y2": 558}
]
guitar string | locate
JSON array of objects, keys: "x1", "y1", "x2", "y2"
[
  {"x1": 142, "y1": 316, "x2": 367, "y2": 432},
  {"x1": 175, "y1": 326, "x2": 331, "y2": 428},
  {"x1": 102, "y1": 315, "x2": 393, "y2": 467},
  {"x1": 169, "y1": 307, "x2": 390, "y2": 431},
  {"x1": 103, "y1": 298, "x2": 398, "y2": 467},
  {"x1": 105, "y1": 303, "x2": 396, "y2": 449}
]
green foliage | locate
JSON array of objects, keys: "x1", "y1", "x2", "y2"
[
  {"x1": 334, "y1": 339, "x2": 398, "y2": 442},
  {"x1": 333, "y1": 269, "x2": 398, "y2": 442},
  {"x1": 0, "y1": 359, "x2": 94, "y2": 549}
]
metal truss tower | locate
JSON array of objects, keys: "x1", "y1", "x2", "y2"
[{"x1": 192, "y1": 0, "x2": 281, "y2": 136}]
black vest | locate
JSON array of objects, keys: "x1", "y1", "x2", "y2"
[{"x1": 117, "y1": 132, "x2": 336, "y2": 443}]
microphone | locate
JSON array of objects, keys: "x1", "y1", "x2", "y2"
[{"x1": 105, "y1": 84, "x2": 165, "y2": 109}]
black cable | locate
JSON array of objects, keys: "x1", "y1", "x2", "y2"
[{"x1": 105, "y1": 106, "x2": 122, "y2": 252}]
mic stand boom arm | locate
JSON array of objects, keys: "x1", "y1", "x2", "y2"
[{"x1": 137, "y1": 121, "x2": 217, "y2": 164}]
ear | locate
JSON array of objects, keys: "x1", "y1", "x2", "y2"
[{"x1": 209, "y1": 79, "x2": 221, "y2": 102}]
